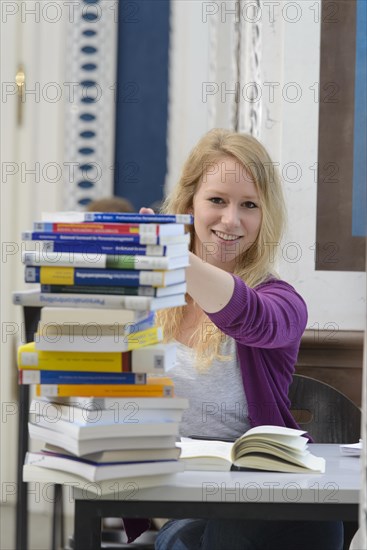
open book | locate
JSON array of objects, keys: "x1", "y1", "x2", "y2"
[{"x1": 177, "y1": 425, "x2": 325, "y2": 473}]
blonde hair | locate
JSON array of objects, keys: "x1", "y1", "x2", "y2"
[{"x1": 157, "y1": 129, "x2": 286, "y2": 365}]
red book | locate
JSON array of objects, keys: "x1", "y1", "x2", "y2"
[{"x1": 33, "y1": 222, "x2": 185, "y2": 236}]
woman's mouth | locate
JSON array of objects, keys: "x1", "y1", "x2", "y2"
[{"x1": 212, "y1": 230, "x2": 243, "y2": 241}]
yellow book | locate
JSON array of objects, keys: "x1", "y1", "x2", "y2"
[
  {"x1": 25, "y1": 265, "x2": 186, "y2": 287},
  {"x1": 35, "y1": 377, "x2": 174, "y2": 398},
  {"x1": 18, "y1": 342, "x2": 131, "y2": 372},
  {"x1": 34, "y1": 326, "x2": 163, "y2": 352}
]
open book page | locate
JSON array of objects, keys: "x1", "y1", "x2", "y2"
[
  {"x1": 177, "y1": 439, "x2": 233, "y2": 471},
  {"x1": 233, "y1": 452, "x2": 325, "y2": 473},
  {"x1": 177, "y1": 427, "x2": 325, "y2": 473}
]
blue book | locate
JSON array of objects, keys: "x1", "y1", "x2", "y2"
[
  {"x1": 25, "y1": 266, "x2": 186, "y2": 288},
  {"x1": 40, "y1": 211, "x2": 194, "y2": 224},
  {"x1": 22, "y1": 231, "x2": 190, "y2": 246},
  {"x1": 19, "y1": 371, "x2": 146, "y2": 385},
  {"x1": 42, "y1": 241, "x2": 189, "y2": 258}
]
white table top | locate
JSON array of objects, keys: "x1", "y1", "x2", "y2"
[{"x1": 74, "y1": 444, "x2": 361, "y2": 505}]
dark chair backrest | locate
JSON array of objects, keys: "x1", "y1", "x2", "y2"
[{"x1": 288, "y1": 374, "x2": 361, "y2": 443}]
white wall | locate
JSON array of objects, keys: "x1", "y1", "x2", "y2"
[{"x1": 1, "y1": 1, "x2": 67, "y2": 505}]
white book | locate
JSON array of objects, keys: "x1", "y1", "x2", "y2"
[
  {"x1": 28, "y1": 421, "x2": 177, "y2": 456},
  {"x1": 12, "y1": 288, "x2": 187, "y2": 310},
  {"x1": 339, "y1": 441, "x2": 362, "y2": 457},
  {"x1": 30, "y1": 415, "x2": 180, "y2": 440},
  {"x1": 25, "y1": 451, "x2": 183, "y2": 482},
  {"x1": 43, "y1": 443, "x2": 181, "y2": 463},
  {"x1": 131, "y1": 343, "x2": 177, "y2": 374},
  {"x1": 23, "y1": 463, "x2": 178, "y2": 495},
  {"x1": 39, "y1": 306, "x2": 149, "y2": 325},
  {"x1": 34, "y1": 326, "x2": 163, "y2": 352},
  {"x1": 31, "y1": 396, "x2": 189, "y2": 425}
]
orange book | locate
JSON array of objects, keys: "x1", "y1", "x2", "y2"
[{"x1": 35, "y1": 377, "x2": 174, "y2": 398}]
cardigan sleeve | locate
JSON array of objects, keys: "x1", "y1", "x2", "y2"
[{"x1": 205, "y1": 275, "x2": 308, "y2": 349}]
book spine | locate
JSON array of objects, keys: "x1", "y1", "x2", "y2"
[
  {"x1": 19, "y1": 370, "x2": 146, "y2": 385},
  {"x1": 83, "y1": 213, "x2": 193, "y2": 224},
  {"x1": 35, "y1": 383, "x2": 174, "y2": 397},
  {"x1": 40, "y1": 212, "x2": 194, "y2": 224},
  {"x1": 23, "y1": 251, "x2": 175, "y2": 270},
  {"x1": 40, "y1": 284, "x2": 157, "y2": 296},
  {"x1": 34, "y1": 222, "x2": 160, "y2": 236},
  {"x1": 22, "y1": 231, "x2": 189, "y2": 246},
  {"x1": 22, "y1": 251, "x2": 107, "y2": 269},
  {"x1": 43, "y1": 241, "x2": 170, "y2": 256},
  {"x1": 34, "y1": 326, "x2": 163, "y2": 352},
  {"x1": 18, "y1": 347, "x2": 131, "y2": 372},
  {"x1": 26, "y1": 267, "x2": 167, "y2": 287},
  {"x1": 17, "y1": 291, "x2": 156, "y2": 310}
]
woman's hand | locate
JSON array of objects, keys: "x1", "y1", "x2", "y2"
[{"x1": 139, "y1": 207, "x2": 155, "y2": 215}]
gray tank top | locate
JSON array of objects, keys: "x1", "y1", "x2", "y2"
[{"x1": 169, "y1": 337, "x2": 251, "y2": 440}]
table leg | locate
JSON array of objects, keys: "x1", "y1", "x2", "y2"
[
  {"x1": 16, "y1": 384, "x2": 29, "y2": 550},
  {"x1": 74, "y1": 500, "x2": 102, "y2": 550}
]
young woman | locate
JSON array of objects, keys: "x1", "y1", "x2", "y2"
[{"x1": 139, "y1": 129, "x2": 343, "y2": 550}]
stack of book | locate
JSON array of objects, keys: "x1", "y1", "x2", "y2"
[
  {"x1": 14, "y1": 211, "x2": 192, "y2": 492},
  {"x1": 16, "y1": 210, "x2": 192, "y2": 311}
]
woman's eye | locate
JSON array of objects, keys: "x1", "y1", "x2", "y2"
[
  {"x1": 243, "y1": 201, "x2": 257, "y2": 209},
  {"x1": 209, "y1": 197, "x2": 224, "y2": 204}
]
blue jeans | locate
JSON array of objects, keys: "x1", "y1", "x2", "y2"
[{"x1": 155, "y1": 518, "x2": 344, "y2": 550}]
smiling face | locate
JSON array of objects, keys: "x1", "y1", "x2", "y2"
[{"x1": 192, "y1": 156, "x2": 262, "y2": 272}]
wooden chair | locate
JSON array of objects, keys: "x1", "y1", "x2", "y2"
[{"x1": 288, "y1": 374, "x2": 361, "y2": 550}]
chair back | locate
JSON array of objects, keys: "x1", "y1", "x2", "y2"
[{"x1": 288, "y1": 374, "x2": 361, "y2": 443}]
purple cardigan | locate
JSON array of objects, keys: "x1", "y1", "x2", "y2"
[
  {"x1": 124, "y1": 275, "x2": 307, "y2": 540},
  {"x1": 206, "y1": 275, "x2": 308, "y2": 429}
]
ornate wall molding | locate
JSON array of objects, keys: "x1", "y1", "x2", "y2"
[{"x1": 63, "y1": 0, "x2": 118, "y2": 210}]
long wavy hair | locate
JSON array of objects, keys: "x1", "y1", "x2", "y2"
[{"x1": 157, "y1": 129, "x2": 286, "y2": 366}]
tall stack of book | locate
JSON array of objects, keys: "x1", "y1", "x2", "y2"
[{"x1": 14, "y1": 211, "x2": 192, "y2": 493}]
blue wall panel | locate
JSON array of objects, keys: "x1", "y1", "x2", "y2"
[
  {"x1": 352, "y1": 0, "x2": 367, "y2": 237},
  {"x1": 114, "y1": 0, "x2": 170, "y2": 211}
]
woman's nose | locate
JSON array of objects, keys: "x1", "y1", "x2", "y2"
[{"x1": 222, "y1": 205, "x2": 240, "y2": 227}]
